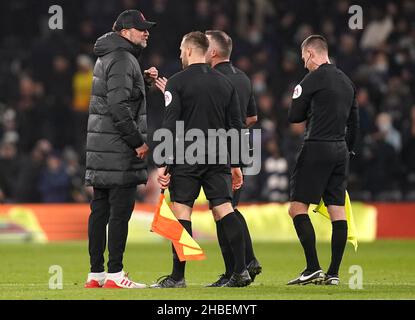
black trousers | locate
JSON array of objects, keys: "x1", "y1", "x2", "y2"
[{"x1": 88, "y1": 186, "x2": 136, "y2": 273}]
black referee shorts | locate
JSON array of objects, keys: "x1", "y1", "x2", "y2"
[
  {"x1": 289, "y1": 141, "x2": 349, "y2": 206},
  {"x1": 231, "y1": 173, "x2": 246, "y2": 208},
  {"x1": 169, "y1": 163, "x2": 232, "y2": 208},
  {"x1": 232, "y1": 187, "x2": 242, "y2": 208}
]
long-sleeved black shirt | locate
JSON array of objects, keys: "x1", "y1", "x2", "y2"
[
  {"x1": 214, "y1": 61, "x2": 257, "y2": 123},
  {"x1": 214, "y1": 61, "x2": 257, "y2": 167},
  {"x1": 288, "y1": 63, "x2": 359, "y2": 152},
  {"x1": 160, "y1": 63, "x2": 243, "y2": 165}
]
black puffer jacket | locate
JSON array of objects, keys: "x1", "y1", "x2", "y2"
[{"x1": 85, "y1": 32, "x2": 148, "y2": 187}]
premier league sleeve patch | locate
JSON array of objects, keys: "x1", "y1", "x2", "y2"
[
  {"x1": 164, "y1": 91, "x2": 172, "y2": 107},
  {"x1": 292, "y1": 85, "x2": 302, "y2": 99}
]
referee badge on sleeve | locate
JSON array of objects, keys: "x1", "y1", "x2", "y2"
[
  {"x1": 292, "y1": 85, "x2": 302, "y2": 99},
  {"x1": 164, "y1": 91, "x2": 172, "y2": 107}
]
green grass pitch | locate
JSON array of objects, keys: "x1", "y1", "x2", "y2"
[{"x1": 1, "y1": 240, "x2": 414, "y2": 300}]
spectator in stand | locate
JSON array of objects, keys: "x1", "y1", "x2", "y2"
[
  {"x1": 0, "y1": 109, "x2": 19, "y2": 149},
  {"x1": 356, "y1": 88, "x2": 376, "y2": 137},
  {"x1": 402, "y1": 106, "x2": 415, "y2": 200},
  {"x1": 360, "y1": 8, "x2": 394, "y2": 50},
  {"x1": 38, "y1": 151, "x2": 71, "y2": 203},
  {"x1": 376, "y1": 112, "x2": 402, "y2": 152},
  {"x1": 0, "y1": 0, "x2": 415, "y2": 202},
  {"x1": 0, "y1": 141, "x2": 19, "y2": 203},
  {"x1": 336, "y1": 34, "x2": 361, "y2": 77},
  {"x1": 63, "y1": 147, "x2": 88, "y2": 203},
  {"x1": 14, "y1": 139, "x2": 52, "y2": 203},
  {"x1": 72, "y1": 54, "x2": 94, "y2": 152},
  {"x1": 44, "y1": 55, "x2": 74, "y2": 149},
  {"x1": 14, "y1": 76, "x2": 46, "y2": 153},
  {"x1": 362, "y1": 113, "x2": 402, "y2": 201},
  {"x1": 259, "y1": 138, "x2": 289, "y2": 202},
  {"x1": 46, "y1": 55, "x2": 73, "y2": 105}
]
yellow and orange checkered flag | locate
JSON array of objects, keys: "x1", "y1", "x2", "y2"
[{"x1": 151, "y1": 191, "x2": 206, "y2": 262}]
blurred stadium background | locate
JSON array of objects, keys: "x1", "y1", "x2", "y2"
[
  {"x1": 0, "y1": 0, "x2": 415, "y2": 299},
  {"x1": 1, "y1": 0, "x2": 414, "y2": 240}
]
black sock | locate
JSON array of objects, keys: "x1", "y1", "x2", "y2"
[
  {"x1": 293, "y1": 214, "x2": 320, "y2": 272},
  {"x1": 215, "y1": 220, "x2": 234, "y2": 277},
  {"x1": 327, "y1": 220, "x2": 348, "y2": 276},
  {"x1": 220, "y1": 212, "x2": 246, "y2": 274},
  {"x1": 234, "y1": 208, "x2": 255, "y2": 263},
  {"x1": 171, "y1": 219, "x2": 192, "y2": 281}
]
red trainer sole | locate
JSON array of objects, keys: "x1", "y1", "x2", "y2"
[
  {"x1": 102, "y1": 279, "x2": 123, "y2": 289},
  {"x1": 84, "y1": 280, "x2": 103, "y2": 288}
]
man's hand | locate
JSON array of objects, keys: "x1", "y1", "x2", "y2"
[
  {"x1": 144, "y1": 67, "x2": 159, "y2": 84},
  {"x1": 157, "y1": 166, "x2": 171, "y2": 190},
  {"x1": 231, "y1": 167, "x2": 243, "y2": 190},
  {"x1": 246, "y1": 115, "x2": 258, "y2": 128},
  {"x1": 135, "y1": 143, "x2": 149, "y2": 159},
  {"x1": 155, "y1": 77, "x2": 168, "y2": 93}
]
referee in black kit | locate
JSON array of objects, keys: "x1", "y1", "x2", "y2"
[
  {"x1": 204, "y1": 30, "x2": 262, "y2": 287},
  {"x1": 287, "y1": 35, "x2": 359, "y2": 285},
  {"x1": 151, "y1": 32, "x2": 251, "y2": 288}
]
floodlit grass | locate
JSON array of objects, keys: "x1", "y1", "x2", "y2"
[{"x1": 1, "y1": 241, "x2": 414, "y2": 300}]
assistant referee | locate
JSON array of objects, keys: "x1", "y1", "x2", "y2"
[
  {"x1": 204, "y1": 30, "x2": 261, "y2": 287},
  {"x1": 151, "y1": 31, "x2": 251, "y2": 288},
  {"x1": 287, "y1": 35, "x2": 359, "y2": 285}
]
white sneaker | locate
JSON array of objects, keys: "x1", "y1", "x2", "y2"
[
  {"x1": 103, "y1": 271, "x2": 147, "y2": 289},
  {"x1": 85, "y1": 272, "x2": 106, "y2": 288}
]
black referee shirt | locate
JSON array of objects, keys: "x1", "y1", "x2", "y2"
[
  {"x1": 288, "y1": 63, "x2": 359, "y2": 152},
  {"x1": 214, "y1": 61, "x2": 257, "y2": 167},
  {"x1": 214, "y1": 61, "x2": 257, "y2": 124},
  {"x1": 161, "y1": 63, "x2": 243, "y2": 164}
]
